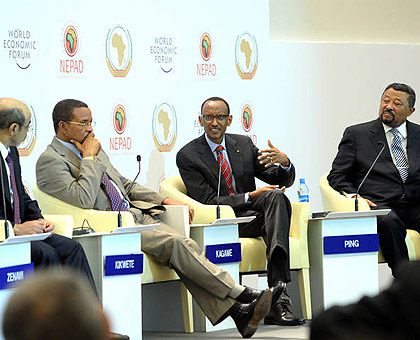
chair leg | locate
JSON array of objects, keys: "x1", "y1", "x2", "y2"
[
  {"x1": 180, "y1": 282, "x2": 194, "y2": 333},
  {"x1": 298, "y1": 268, "x2": 312, "y2": 320}
]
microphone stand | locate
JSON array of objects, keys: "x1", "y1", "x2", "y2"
[
  {"x1": 355, "y1": 143, "x2": 385, "y2": 211},
  {"x1": 0, "y1": 157, "x2": 9, "y2": 239},
  {"x1": 117, "y1": 155, "x2": 141, "y2": 228}
]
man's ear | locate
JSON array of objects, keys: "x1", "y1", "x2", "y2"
[
  {"x1": 8, "y1": 123, "x2": 19, "y2": 136},
  {"x1": 58, "y1": 121, "x2": 67, "y2": 133},
  {"x1": 227, "y1": 115, "x2": 233, "y2": 127},
  {"x1": 198, "y1": 115, "x2": 204, "y2": 127}
]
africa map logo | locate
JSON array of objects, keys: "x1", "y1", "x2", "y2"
[
  {"x1": 152, "y1": 102, "x2": 177, "y2": 152},
  {"x1": 106, "y1": 25, "x2": 133, "y2": 77},
  {"x1": 18, "y1": 102, "x2": 37, "y2": 157},
  {"x1": 200, "y1": 32, "x2": 212, "y2": 61},
  {"x1": 63, "y1": 26, "x2": 78, "y2": 57},
  {"x1": 235, "y1": 32, "x2": 258, "y2": 79},
  {"x1": 241, "y1": 104, "x2": 253, "y2": 132},
  {"x1": 113, "y1": 104, "x2": 127, "y2": 135}
]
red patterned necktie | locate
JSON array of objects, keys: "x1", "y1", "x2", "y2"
[
  {"x1": 5, "y1": 154, "x2": 20, "y2": 224},
  {"x1": 216, "y1": 145, "x2": 236, "y2": 196},
  {"x1": 101, "y1": 173, "x2": 129, "y2": 211}
]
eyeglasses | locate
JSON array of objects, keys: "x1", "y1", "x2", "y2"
[
  {"x1": 21, "y1": 121, "x2": 32, "y2": 129},
  {"x1": 202, "y1": 114, "x2": 230, "y2": 122},
  {"x1": 66, "y1": 121, "x2": 96, "y2": 128}
]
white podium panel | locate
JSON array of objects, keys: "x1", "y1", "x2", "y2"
[
  {"x1": 309, "y1": 210, "x2": 390, "y2": 317},
  {"x1": 190, "y1": 217, "x2": 252, "y2": 332},
  {"x1": 76, "y1": 230, "x2": 142, "y2": 340}
]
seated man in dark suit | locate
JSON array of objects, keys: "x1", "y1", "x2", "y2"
[
  {"x1": 0, "y1": 98, "x2": 95, "y2": 290},
  {"x1": 177, "y1": 97, "x2": 304, "y2": 326},
  {"x1": 328, "y1": 83, "x2": 420, "y2": 276}
]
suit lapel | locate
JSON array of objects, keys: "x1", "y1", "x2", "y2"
[
  {"x1": 0, "y1": 156, "x2": 11, "y2": 203},
  {"x1": 197, "y1": 135, "x2": 220, "y2": 182},
  {"x1": 406, "y1": 120, "x2": 420, "y2": 177},
  {"x1": 51, "y1": 138, "x2": 82, "y2": 169},
  {"x1": 369, "y1": 119, "x2": 400, "y2": 177},
  {"x1": 225, "y1": 135, "x2": 244, "y2": 192}
]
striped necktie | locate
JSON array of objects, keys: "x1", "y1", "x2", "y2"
[
  {"x1": 390, "y1": 128, "x2": 409, "y2": 182},
  {"x1": 216, "y1": 145, "x2": 236, "y2": 196},
  {"x1": 101, "y1": 173, "x2": 129, "y2": 211}
]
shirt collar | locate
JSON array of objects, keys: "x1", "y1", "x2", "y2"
[
  {"x1": 382, "y1": 121, "x2": 407, "y2": 139},
  {"x1": 55, "y1": 137, "x2": 82, "y2": 159},
  {"x1": 0, "y1": 142, "x2": 9, "y2": 160},
  {"x1": 204, "y1": 134, "x2": 226, "y2": 153}
]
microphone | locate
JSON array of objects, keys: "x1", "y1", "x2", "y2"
[
  {"x1": 216, "y1": 154, "x2": 222, "y2": 220},
  {"x1": 355, "y1": 142, "x2": 386, "y2": 211},
  {"x1": 117, "y1": 155, "x2": 141, "y2": 228},
  {"x1": 0, "y1": 157, "x2": 9, "y2": 239}
]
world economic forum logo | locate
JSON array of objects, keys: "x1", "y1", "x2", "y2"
[
  {"x1": 241, "y1": 104, "x2": 253, "y2": 132},
  {"x1": 113, "y1": 104, "x2": 127, "y2": 135},
  {"x1": 18, "y1": 103, "x2": 37, "y2": 157},
  {"x1": 200, "y1": 32, "x2": 212, "y2": 61},
  {"x1": 63, "y1": 25, "x2": 79, "y2": 57},
  {"x1": 235, "y1": 32, "x2": 258, "y2": 79},
  {"x1": 106, "y1": 25, "x2": 132, "y2": 77},
  {"x1": 152, "y1": 103, "x2": 177, "y2": 152}
]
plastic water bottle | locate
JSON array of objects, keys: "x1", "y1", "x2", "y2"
[{"x1": 297, "y1": 178, "x2": 309, "y2": 202}]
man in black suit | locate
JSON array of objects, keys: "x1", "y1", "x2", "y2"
[
  {"x1": 177, "y1": 97, "x2": 304, "y2": 326},
  {"x1": 0, "y1": 97, "x2": 95, "y2": 290},
  {"x1": 328, "y1": 83, "x2": 420, "y2": 276}
]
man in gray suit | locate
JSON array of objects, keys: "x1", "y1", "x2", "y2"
[{"x1": 36, "y1": 99, "x2": 282, "y2": 338}]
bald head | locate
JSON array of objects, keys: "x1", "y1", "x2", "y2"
[{"x1": 0, "y1": 98, "x2": 31, "y2": 147}]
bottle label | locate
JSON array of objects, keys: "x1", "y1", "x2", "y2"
[{"x1": 298, "y1": 195, "x2": 309, "y2": 202}]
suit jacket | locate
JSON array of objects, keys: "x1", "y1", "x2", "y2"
[
  {"x1": 36, "y1": 138, "x2": 166, "y2": 220},
  {"x1": 0, "y1": 147, "x2": 43, "y2": 224},
  {"x1": 328, "y1": 118, "x2": 420, "y2": 205},
  {"x1": 176, "y1": 133, "x2": 295, "y2": 212}
]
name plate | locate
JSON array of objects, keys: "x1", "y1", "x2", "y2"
[
  {"x1": 324, "y1": 234, "x2": 379, "y2": 255},
  {"x1": 104, "y1": 253, "x2": 143, "y2": 276},
  {"x1": 0, "y1": 263, "x2": 34, "y2": 290},
  {"x1": 206, "y1": 242, "x2": 241, "y2": 264}
]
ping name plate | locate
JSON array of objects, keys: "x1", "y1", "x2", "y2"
[
  {"x1": 323, "y1": 234, "x2": 379, "y2": 255},
  {"x1": 206, "y1": 242, "x2": 242, "y2": 264},
  {"x1": 104, "y1": 253, "x2": 144, "y2": 276}
]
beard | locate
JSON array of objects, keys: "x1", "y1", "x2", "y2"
[{"x1": 380, "y1": 110, "x2": 395, "y2": 125}]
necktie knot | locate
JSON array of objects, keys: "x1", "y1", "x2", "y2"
[
  {"x1": 391, "y1": 128, "x2": 400, "y2": 138},
  {"x1": 216, "y1": 145, "x2": 224, "y2": 153}
]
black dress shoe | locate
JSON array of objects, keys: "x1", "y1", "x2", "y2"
[
  {"x1": 229, "y1": 289, "x2": 272, "y2": 338},
  {"x1": 108, "y1": 331, "x2": 130, "y2": 339},
  {"x1": 237, "y1": 281, "x2": 286, "y2": 304},
  {"x1": 264, "y1": 300, "x2": 305, "y2": 326}
]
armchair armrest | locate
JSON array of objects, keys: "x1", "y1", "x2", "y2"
[
  {"x1": 319, "y1": 173, "x2": 370, "y2": 212},
  {"x1": 43, "y1": 214, "x2": 74, "y2": 238},
  {"x1": 160, "y1": 205, "x2": 189, "y2": 237},
  {"x1": 0, "y1": 221, "x2": 14, "y2": 242}
]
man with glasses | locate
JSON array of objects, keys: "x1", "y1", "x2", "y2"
[
  {"x1": 0, "y1": 98, "x2": 95, "y2": 289},
  {"x1": 177, "y1": 97, "x2": 304, "y2": 326},
  {"x1": 36, "y1": 99, "x2": 287, "y2": 339}
]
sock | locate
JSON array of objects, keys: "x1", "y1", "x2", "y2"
[{"x1": 228, "y1": 283, "x2": 245, "y2": 299}]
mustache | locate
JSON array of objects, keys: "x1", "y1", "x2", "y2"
[{"x1": 381, "y1": 109, "x2": 395, "y2": 119}]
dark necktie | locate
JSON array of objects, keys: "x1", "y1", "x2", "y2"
[
  {"x1": 216, "y1": 145, "x2": 236, "y2": 196},
  {"x1": 390, "y1": 128, "x2": 409, "y2": 182},
  {"x1": 5, "y1": 153, "x2": 20, "y2": 224},
  {"x1": 101, "y1": 173, "x2": 129, "y2": 211}
]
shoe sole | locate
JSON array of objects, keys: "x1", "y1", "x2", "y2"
[{"x1": 242, "y1": 290, "x2": 272, "y2": 338}]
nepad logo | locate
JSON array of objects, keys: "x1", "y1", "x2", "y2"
[
  {"x1": 200, "y1": 32, "x2": 212, "y2": 61},
  {"x1": 241, "y1": 104, "x2": 253, "y2": 132},
  {"x1": 63, "y1": 26, "x2": 78, "y2": 57},
  {"x1": 113, "y1": 105, "x2": 127, "y2": 135}
]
